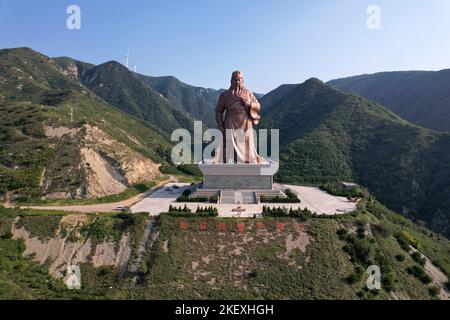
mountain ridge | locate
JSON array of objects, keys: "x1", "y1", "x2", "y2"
[{"x1": 328, "y1": 70, "x2": 450, "y2": 132}]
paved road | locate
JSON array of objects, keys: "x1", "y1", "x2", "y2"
[{"x1": 8, "y1": 176, "x2": 177, "y2": 213}]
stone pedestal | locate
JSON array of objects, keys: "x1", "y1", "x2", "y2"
[{"x1": 198, "y1": 161, "x2": 279, "y2": 190}]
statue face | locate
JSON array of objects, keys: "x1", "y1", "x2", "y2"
[{"x1": 231, "y1": 74, "x2": 244, "y2": 88}]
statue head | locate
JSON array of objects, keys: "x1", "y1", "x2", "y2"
[{"x1": 230, "y1": 70, "x2": 244, "y2": 90}]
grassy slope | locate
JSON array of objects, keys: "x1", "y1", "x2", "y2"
[
  {"x1": 0, "y1": 189, "x2": 449, "y2": 300},
  {"x1": 130, "y1": 208, "x2": 449, "y2": 300}
]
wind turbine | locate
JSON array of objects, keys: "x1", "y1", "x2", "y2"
[
  {"x1": 123, "y1": 49, "x2": 130, "y2": 69},
  {"x1": 133, "y1": 65, "x2": 137, "y2": 73}
]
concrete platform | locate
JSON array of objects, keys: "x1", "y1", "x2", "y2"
[
  {"x1": 130, "y1": 183, "x2": 357, "y2": 217},
  {"x1": 198, "y1": 161, "x2": 279, "y2": 189}
]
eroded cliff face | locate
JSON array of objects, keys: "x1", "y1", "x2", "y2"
[
  {"x1": 10, "y1": 214, "x2": 143, "y2": 279},
  {"x1": 59, "y1": 62, "x2": 79, "y2": 79},
  {"x1": 81, "y1": 125, "x2": 160, "y2": 197},
  {"x1": 12, "y1": 223, "x2": 93, "y2": 278},
  {"x1": 40, "y1": 124, "x2": 160, "y2": 199}
]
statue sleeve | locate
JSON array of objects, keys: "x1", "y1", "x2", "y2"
[
  {"x1": 215, "y1": 92, "x2": 226, "y2": 130},
  {"x1": 249, "y1": 92, "x2": 261, "y2": 113}
]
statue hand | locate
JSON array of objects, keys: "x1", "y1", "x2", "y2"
[{"x1": 240, "y1": 98, "x2": 251, "y2": 108}]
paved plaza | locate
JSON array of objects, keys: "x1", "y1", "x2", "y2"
[{"x1": 130, "y1": 183, "x2": 357, "y2": 217}]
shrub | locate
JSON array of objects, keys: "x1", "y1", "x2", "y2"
[
  {"x1": 399, "y1": 231, "x2": 421, "y2": 250},
  {"x1": 89, "y1": 219, "x2": 110, "y2": 241},
  {"x1": 394, "y1": 232, "x2": 412, "y2": 252},
  {"x1": 382, "y1": 272, "x2": 396, "y2": 292},
  {"x1": 176, "y1": 190, "x2": 218, "y2": 203},
  {"x1": 353, "y1": 239, "x2": 373, "y2": 265},
  {"x1": 177, "y1": 196, "x2": 210, "y2": 203},
  {"x1": 262, "y1": 206, "x2": 311, "y2": 219},
  {"x1": 347, "y1": 266, "x2": 365, "y2": 284},
  {"x1": 0, "y1": 232, "x2": 13, "y2": 240},
  {"x1": 406, "y1": 265, "x2": 432, "y2": 284},
  {"x1": 260, "y1": 189, "x2": 300, "y2": 203},
  {"x1": 372, "y1": 223, "x2": 390, "y2": 237},
  {"x1": 176, "y1": 164, "x2": 202, "y2": 177},
  {"x1": 159, "y1": 164, "x2": 182, "y2": 175},
  {"x1": 284, "y1": 189, "x2": 295, "y2": 198},
  {"x1": 428, "y1": 287, "x2": 439, "y2": 297},
  {"x1": 395, "y1": 254, "x2": 405, "y2": 262},
  {"x1": 113, "y1": 213, "x2": 140, "y2": 232},
  {"x1": 356, "y1": 226, "x2": 366, "y2": 239},
  {"x1": 168, "y1": 204, "x2": 191, "y2": 213},
  {"x1": 336, "y1": 228, "x2": 348, "y2": 238},
  {"x1": 195, "y1": 206, "x2": 218, "y2": 215},
  {"x1": 260, "y1": 196, "x2": 298, "y2": 203},
  {"x1": 165, "y1": 205, "x2": 218, "y2": 217},
  {"x1": 410, "y1": 251, "x2": 426, "y2": 266},
  {"x1": 320, "y1": 183, "x2": 365, "y2": 198}
]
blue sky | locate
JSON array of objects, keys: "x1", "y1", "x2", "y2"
[{"x1": 1, "y1": 0, "x2": 450, "y2": 93}]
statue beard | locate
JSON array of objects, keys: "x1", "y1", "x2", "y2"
[{"x1": 230, "y1": 82, "x2": 245, "y2": 98}]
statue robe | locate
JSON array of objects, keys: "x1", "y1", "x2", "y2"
[{"x1": 215, "y1": 87, "x2": 261, "y2": 164}]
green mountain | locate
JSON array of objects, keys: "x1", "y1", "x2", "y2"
[
  {"x1": 0, "y1": 48, "x2": 173, "y2": 201},
  {"x1": 261, "y1": 78, "x2": 450, "y2": 238},
  {"x1": 81, "y1": 61, "x2": 193, "y2": 134},
  {"x1": 328, "y1": 70, "x2": 450, "y2": 132},
  {"x1": 138, "y1": 75, "x2": 222, "y2": 128}
]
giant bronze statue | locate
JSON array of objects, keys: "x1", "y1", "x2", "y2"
[{"x1": 215, "y1": 71, "x2": 261, "y2": 164}]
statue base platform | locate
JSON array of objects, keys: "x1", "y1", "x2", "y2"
[{"x1": 198, "y1": 161, "x2": 279, "y2": 190}]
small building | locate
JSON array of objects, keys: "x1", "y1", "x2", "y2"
[{"x1": 341, "y1": 182, "x2": 358, "y2": 191}]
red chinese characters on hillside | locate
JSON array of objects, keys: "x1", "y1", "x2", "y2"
[{"x1": 177, "y1": 220, "x2": 306, "y2": 233}]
